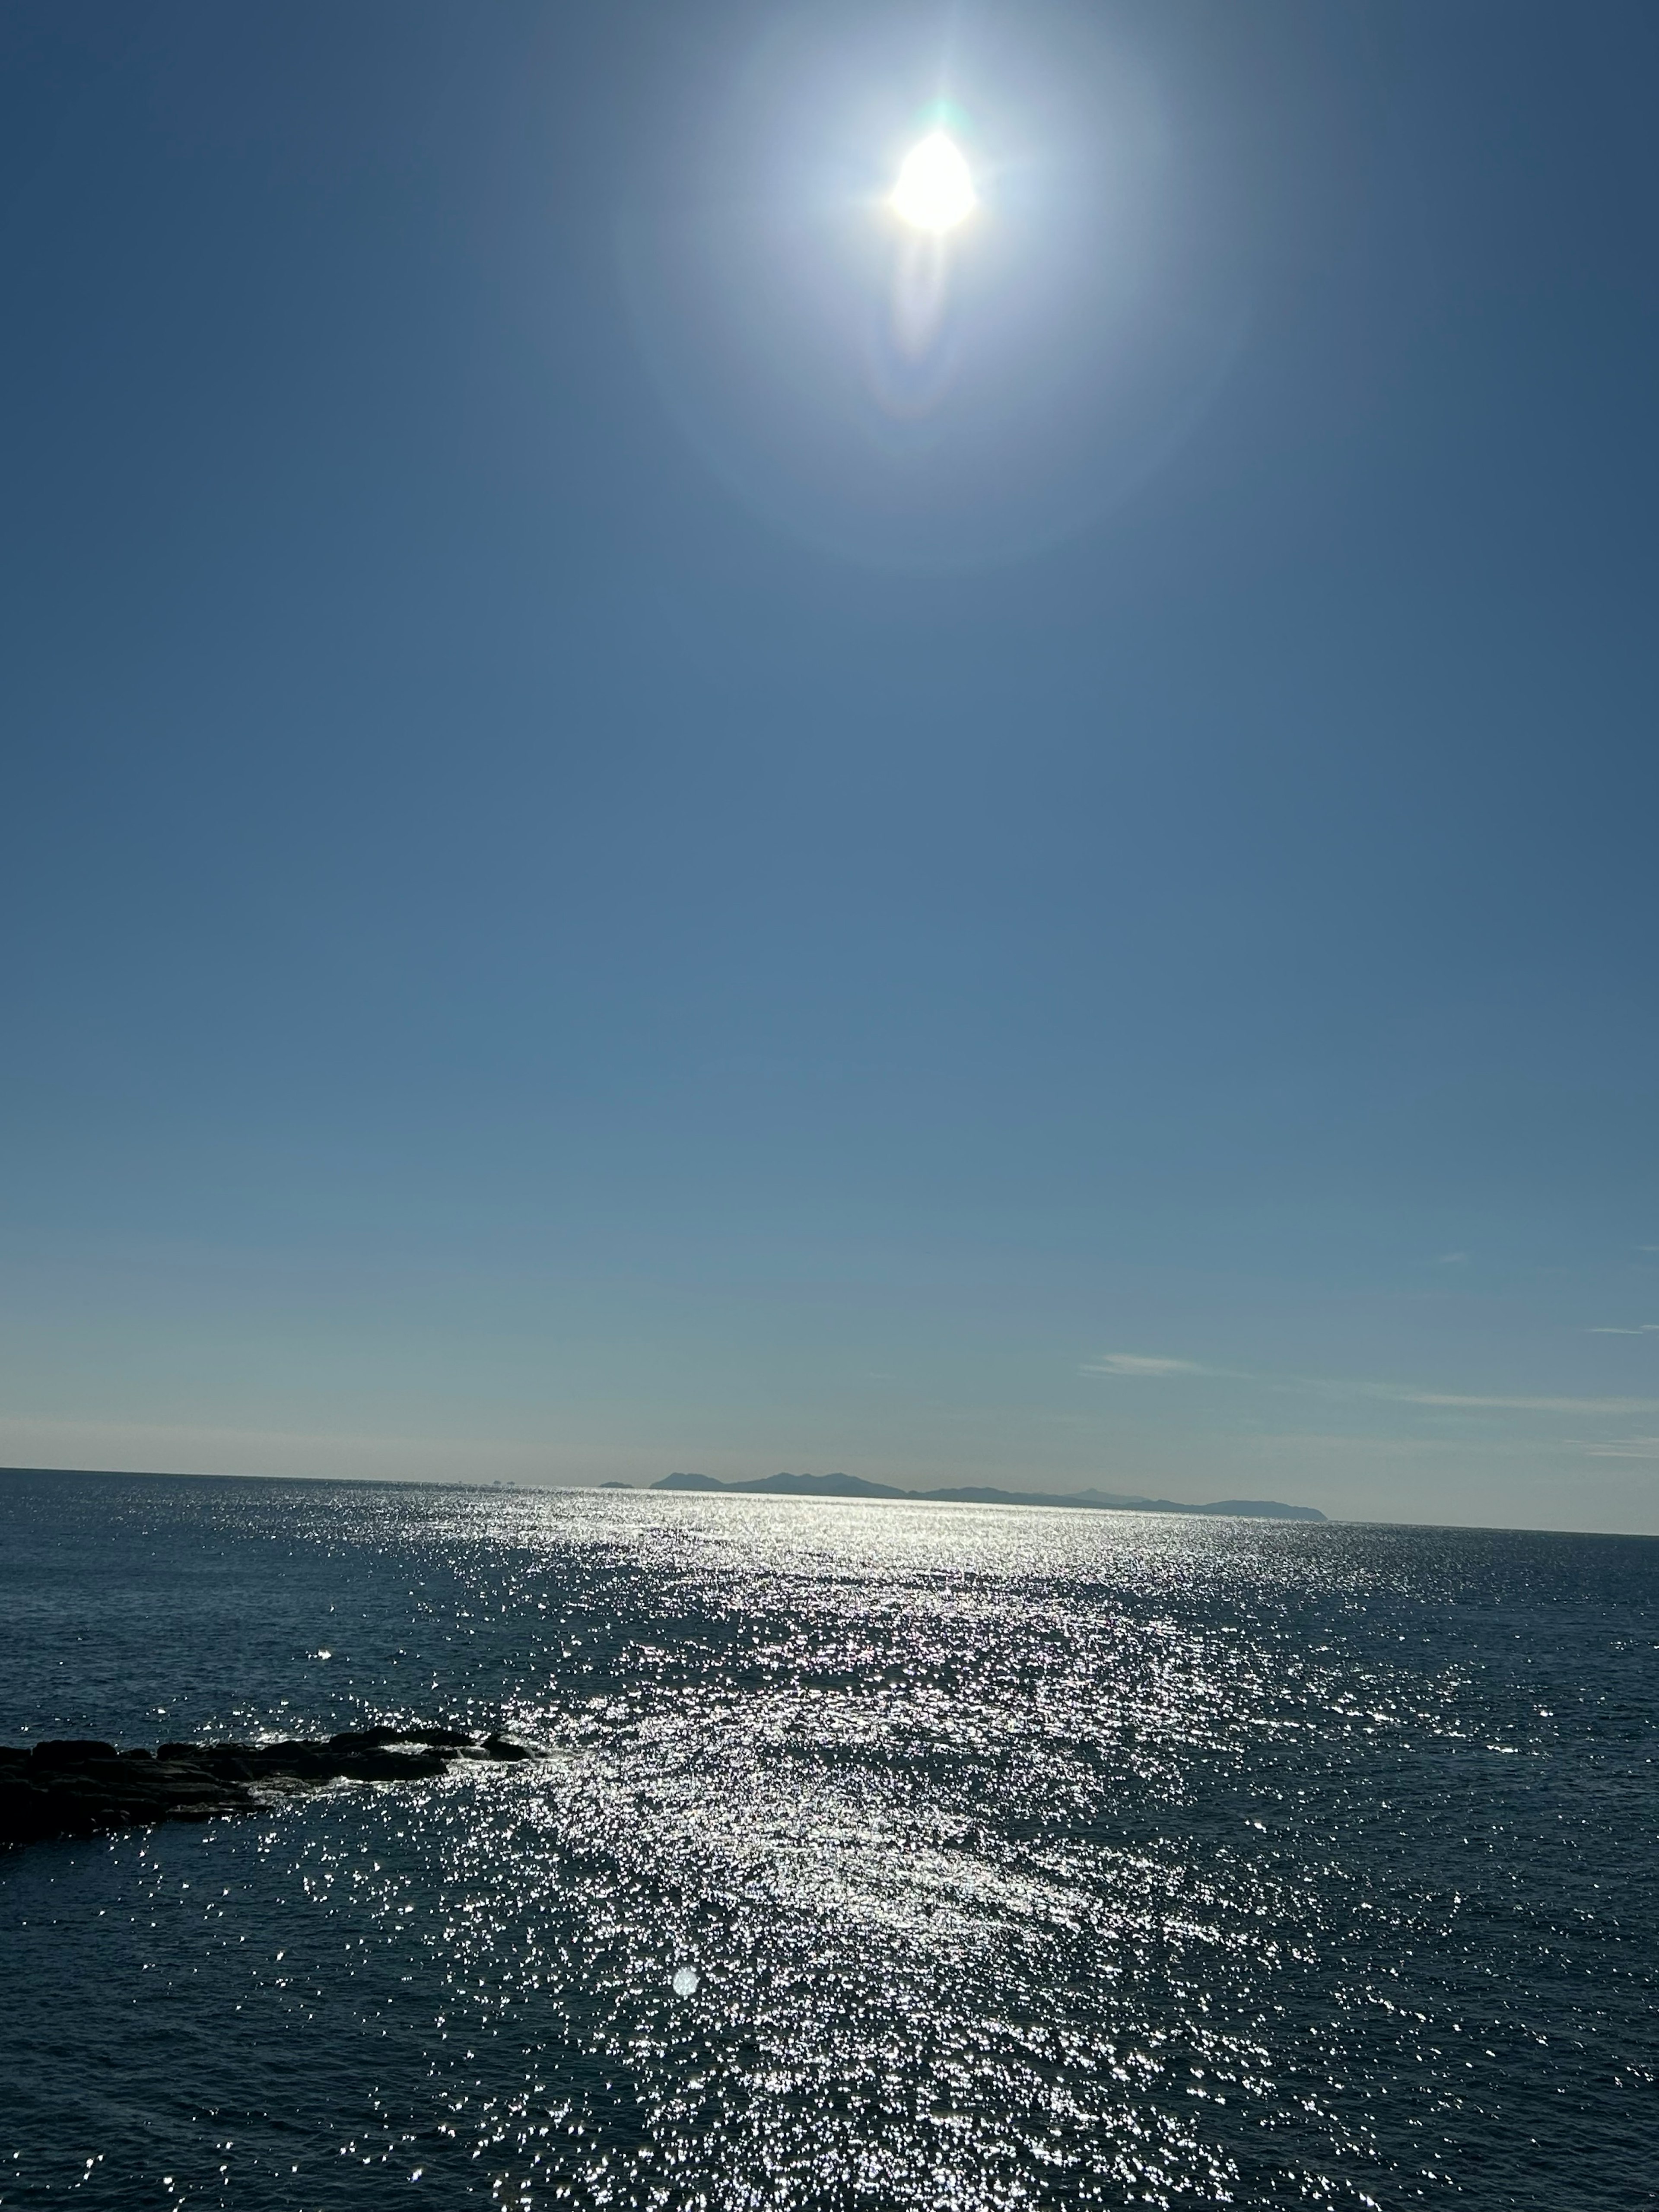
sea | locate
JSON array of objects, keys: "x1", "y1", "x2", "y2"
[{"x1": 1, "y1": 1471, "x2": 1654, "y2": 2211}]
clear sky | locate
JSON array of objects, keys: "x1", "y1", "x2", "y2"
[{"x1": 3, "y1": 2, "x2": 1656, "y2": 1530}]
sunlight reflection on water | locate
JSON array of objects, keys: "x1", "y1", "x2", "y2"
[{"x1": 2, "y1": 1476, "x2": 1655, "y2": 2208}]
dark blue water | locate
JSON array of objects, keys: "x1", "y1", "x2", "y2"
[{"x1": 1, "y1": 1471, "x2": 1654, "y2": 2209}]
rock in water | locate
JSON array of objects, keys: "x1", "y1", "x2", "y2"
[{"x1": 0, "y1": 1726, "x2": 543, "y2": 1849}]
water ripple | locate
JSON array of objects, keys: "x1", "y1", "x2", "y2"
[{"x1": 2, "y1": 1475, "x2": 1654, "y2": 2208}]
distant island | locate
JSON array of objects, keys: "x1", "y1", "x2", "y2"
[{"x1": 651, "y1": 1471, "x2": 1324, "y2": 1521}]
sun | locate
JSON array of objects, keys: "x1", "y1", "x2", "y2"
[{"x1": 890, "y1": 132, "x2": 977, "y2": 233}]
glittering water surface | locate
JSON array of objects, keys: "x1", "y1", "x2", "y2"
[{"x1": 1, "y1": 1475, "x2": 1655, "y2": 2209}]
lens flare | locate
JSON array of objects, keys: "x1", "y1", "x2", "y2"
[{"x1": 890, "y1": 132, "x2": 976, "y2": 232}]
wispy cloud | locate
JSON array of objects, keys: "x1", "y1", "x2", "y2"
[
  {"x1": 1434, "y1": 1251, "x2": 1470, "y2": 1266},
  {"x1": 1081, "y1": 1353, "x2": 1220, "y2": 1378},
  {"x1": 1381, "y1": 1389, "x2": 1659, "y2": 1415},
  {"x1": 1583, "y1": 1436, "x2": 1659, "y2": 1459},
  {"x1": 1586, "y1": 1324, "x2": 1659, "y2": 1335},
  {"x1": 1080, "y1": 1354, "x2": 1659, "y2": 1420}
]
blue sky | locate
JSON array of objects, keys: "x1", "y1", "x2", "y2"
[{"x1": 3, "y1": 1, "x2": 1657, "y2": 1529}]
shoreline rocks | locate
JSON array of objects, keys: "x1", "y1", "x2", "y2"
[{"x1": 0, "y1": 1725, "x2": 542, "y2": 1849}]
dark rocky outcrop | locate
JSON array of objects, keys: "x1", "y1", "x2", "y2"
[{"x1": 0, "y1": 1725, "x2": 543, "y2": 1850}]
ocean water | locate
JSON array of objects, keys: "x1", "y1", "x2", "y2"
[{"x1": 1, "y1": 1473, "x2": 1654, "y2": 2210}]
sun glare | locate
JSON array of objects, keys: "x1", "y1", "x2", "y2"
[{"x1": 890, "y1": 132, "x2": 976, "y2": 233}]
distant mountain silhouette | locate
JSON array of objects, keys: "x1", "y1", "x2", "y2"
[{"x1": 652, "y1": 1471, "x2": 1324, "y2": 1520}]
